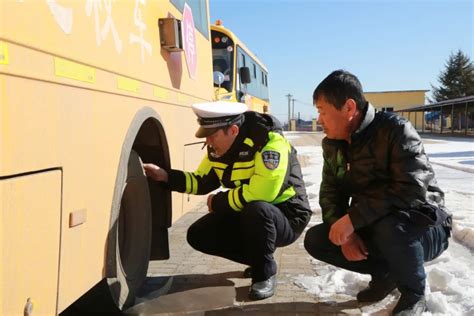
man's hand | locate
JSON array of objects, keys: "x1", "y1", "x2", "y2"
[
  {"x1": 341, "y1": 234, "x2": 368, "y2": 261},
  {"x1": 207, "y1": 194, "x2": 215, "y2": 213},
  {"x1": 329, "y1": 214, "x2": 354, "y2": 245},
  {"x1": 143, "y1": 163, "x2": 169, "y2": 182}
]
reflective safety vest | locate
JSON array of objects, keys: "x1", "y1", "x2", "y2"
[{"x1": 168, "y1": 112, "x2": 301, "y2": 214}]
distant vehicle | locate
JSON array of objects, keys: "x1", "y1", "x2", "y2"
[
  {"x1": 425, "y1": 111, "x2": 441, "y2": 122},
  {"x1": 211, "y1": 20, "x2": 270, "y2": 113},
  {"x1": 0, "y1": 0, "x2": 212, "y2": 314}
]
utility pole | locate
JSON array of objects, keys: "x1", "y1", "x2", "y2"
[
  {"x1": 291, "y1": 98, "x2": 295, "y2": 120},
  {"x1": 285, "y1": 93, "x2": 292, "y2": 129}
]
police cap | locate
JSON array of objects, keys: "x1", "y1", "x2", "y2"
[{"x1": 192, "y1": 101, "x2": 248, "y2": 138}]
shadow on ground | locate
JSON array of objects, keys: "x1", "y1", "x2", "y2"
[
  {"x1": 126, "y1": 271, "x2": 364, "y2": 315},
  {"x1": 61, "y1": 271, "x2": 368, "y2": 315}
]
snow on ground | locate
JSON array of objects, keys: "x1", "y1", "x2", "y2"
[
  {"x1": 292, "y1": 136, "x2": 474, "y2": 315},
  {"x1": 424, "y1": 137, "x2": 474, "y2": 251},
  {"x1": 424, "y1": 137, "x2": 474, "y2": 173}
]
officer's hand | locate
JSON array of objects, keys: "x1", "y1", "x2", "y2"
[
  {"x1": 207, "y1": 194, "x2": 215, "y2": 212},
  {"x1": 143, "y1": 163, "x2": 169, "y2": 183},
  {"x1": 329, "y1": 214, "x2": 354, "y2": 246},
  {"x1": 341, "y1": 234, "x2": 368, "y2": 261}
]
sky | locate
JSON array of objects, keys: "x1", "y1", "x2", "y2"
[
  {"x1": 286, "y1": 135, "x2": 474, "y2": 314},
  {"x1": 209, "y1": 0, "x2": 474, "y2": 124}
]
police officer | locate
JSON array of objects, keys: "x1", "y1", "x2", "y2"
[{"x1": 144, "y1": 101, "x2": 312, "y2": 300}]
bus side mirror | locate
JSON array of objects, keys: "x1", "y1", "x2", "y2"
[
  {"x1": 240, "y1": 67, "x2": 251, "y2": 84},
  {"x1": 213, "y1": 71, "x2": 225, "y2": 85},
  {"x1": 158, "y1": 18, "x2": 183, "y2": 52}
]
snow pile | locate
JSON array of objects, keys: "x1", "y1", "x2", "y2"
[{"x1": 293, "y1": 265, "x2": 370, "y2": 298}]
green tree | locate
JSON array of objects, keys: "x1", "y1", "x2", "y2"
[{"x1": 431, "y1": 50, "x2": 474, "y2": 102}]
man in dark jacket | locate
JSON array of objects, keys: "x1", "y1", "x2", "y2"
[
  {"x1": 144, "y1": 101, "x2": 312, "y2": 300},
  {"x1": 304, "y1": 70, "x2": 451, "y2": 315}
]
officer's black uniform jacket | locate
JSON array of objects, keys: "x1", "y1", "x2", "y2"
[
  {"x1": 320, "y1": 104, "x2": 447, "y2": 230},
  {"x1": 168, "y1": 111, "x2": 312, "y2": 234}
]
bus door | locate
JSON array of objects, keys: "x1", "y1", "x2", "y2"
[
  {"x1": 236, "y1": 49, "x2": 249, "y2": 103},
  {"x1": 1, "y1": 170, "x2": 61, "y2": 316}
]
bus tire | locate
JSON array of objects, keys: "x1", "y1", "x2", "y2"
[{"x1": 107, "y1": 150, "x2": 151, "y2": 309}]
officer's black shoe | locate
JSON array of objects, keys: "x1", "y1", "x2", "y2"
[
  {"x1": 393, "y1": 294, "x2": 426, "y2": 316},
  {"x1": 243, "y1": 267, "x2": 252, "y2": 278},
  {"x1": 248, "y1": 275, "x2": 276, "y2": 300},
  {"x1": 357, "y1": 276, "x2": 396, "y2": 302}
]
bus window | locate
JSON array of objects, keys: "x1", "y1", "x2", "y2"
[
  {"x1": 170, "y1": 0, "x2": 209, "y2": 38},
  {"x1": 212, "y1": 30, "x2": 234, "y2": 92}
]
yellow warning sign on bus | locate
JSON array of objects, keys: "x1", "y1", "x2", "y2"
[
  {"x1": 54, "y1": 57, "x2": 96, "y2": 83},
  {"x1": 0, "y1": 42, "x2": 9, "y2": 65}
]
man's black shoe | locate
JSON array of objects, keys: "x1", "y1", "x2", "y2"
[
  {"x1": 243, "y1": 267, "x2": 252, "y2": 278},
  {"x1": 357, "y1": 276, "x2": 396, "y2": 302},
  {"x1": 393, "y1": 294, "x2": 426, "y2": 315},
  {"x1": 248, "y1": 275, "x2": 276, "y2": 300}
]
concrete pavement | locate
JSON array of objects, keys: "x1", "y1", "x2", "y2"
[{"x1": 130, "y1": 203, "x2": 370, "y2": 315}]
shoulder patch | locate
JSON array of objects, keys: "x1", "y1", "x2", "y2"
[{"x1": 262, "y1": 150, "x2": 280, "y2": 170}]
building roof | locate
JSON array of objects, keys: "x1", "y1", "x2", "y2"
[
  {"x1": 395, "y1": 95, "x2": 474, "y2": 112},
  {"x1": 365, "y1": 90, "x2": 429, "y2": 94}
]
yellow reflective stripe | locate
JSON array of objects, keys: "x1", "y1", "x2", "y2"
[
  {"x1": 228, "y1": 190, "x2": 240, "y2": 211},
  {"x1": 214, "y1": 168, "x2": 224, "y2": 180},
  {"x1": 184, "y1": 172, "x2": 192, "y2": 193},
  {"x1": 190, "y1": 174, "x2": 198, "y2": 194},
  {"x1": 231, "y1": 168, "x2": 254, "y2": 181},
  {"x1": 234, "y1": 161, "x2": 254, "y2": 169},
  {"x1": 244, "y1": 138, "x2": 254, "y2": 147},
  {"x1": 195, "y1": 157, "x2": 213, "y2": 176},
  {"x1": 273, "y1": 186, "x2": 296, "y2": 204},
  {"x1": 234, "y1": 187, "x2": 244, "y2": 209},
  {"x1": 212, "y1": 161, "x2": 228, "y2": 170}
]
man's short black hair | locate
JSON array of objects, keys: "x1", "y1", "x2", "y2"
[{"x1": 313, "y1": 69, "x2": 368, "y2": 111}]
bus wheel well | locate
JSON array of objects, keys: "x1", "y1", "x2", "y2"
[
  {"x1": 131, "y1": 116, "x2": 172, "y2": 260},
  {"x1": 106, "y1": 108, "x2": 172, "y2": 309}
]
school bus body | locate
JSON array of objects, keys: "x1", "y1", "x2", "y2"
[{"x1": 0, "y1": 1, "x2": 212, "y2": 314}]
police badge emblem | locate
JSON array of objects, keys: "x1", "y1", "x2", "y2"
[{"x1": 262, "y1": 151, "x2": 280, "y2": 170}]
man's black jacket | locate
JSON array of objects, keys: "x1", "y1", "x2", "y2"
[{"x1": 320, "y1": 104, "x2": 446, "y2": 229}]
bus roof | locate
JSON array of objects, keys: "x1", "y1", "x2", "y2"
[{"x1": 211, "y1": 23, "x2": 268, "y2": 73}]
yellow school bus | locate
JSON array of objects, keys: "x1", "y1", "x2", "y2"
[
  {"x1": 211, "y1": 21, "x2": 270, "y2": 113},
  {"x1": 0, "y1": 0, "x2": 212, "y2": 314}
]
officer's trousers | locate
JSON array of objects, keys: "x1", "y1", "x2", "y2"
[
  {"x1": 304, "y1": 214, "x2": 449, "y2": 298},
  {"x1": 187, "y1": 201, "x2": 298, "y2": 282}
]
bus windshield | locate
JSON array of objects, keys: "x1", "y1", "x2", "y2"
[{"x1": 212, "y1": 30, "x2": 234, "y2": 92}]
